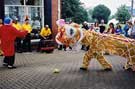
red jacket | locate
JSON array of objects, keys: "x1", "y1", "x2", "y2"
[
  {"x1": 107, "y1": 28, "x2": 115, "y2": 34},
  {"x1": 0, "y1": 25, "x2": 27, "y2": 56}
]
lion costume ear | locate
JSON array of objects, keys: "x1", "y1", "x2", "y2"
[
  {"x1": 70, "y1": 23, "x2": 80, "y2": 28},
  {"x1": 56, "y1": 19, "x2": 66, "y2": 27}
]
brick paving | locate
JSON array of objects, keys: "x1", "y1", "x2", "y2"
[{"x1": 0, "y1": 50, "x2": 135, "y2": 89}]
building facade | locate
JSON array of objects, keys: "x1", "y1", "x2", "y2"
[{"x1": 0, "y1": 0, "x2": 60, "y2": 37}]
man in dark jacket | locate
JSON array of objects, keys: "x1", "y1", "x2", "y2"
[{"x1": 99, "y1": 20, "x2": 106, "y2": 33}]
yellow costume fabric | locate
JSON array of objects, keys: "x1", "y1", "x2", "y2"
[
  {"x1": 12, "y1": 23, "x2": 22, "y2": 30},
  {"x1": 80, "y1": 31, "x2": 133, "y2": 70},
  {"x1": 22, "y1": 24, "x2": 32, "y2": 33},
  {"x1": 55, "y1": 23, "x2": 135, "y2": 71},
  {"x1": 40, "y1": 27, "x2": 52, "y2": 37}
]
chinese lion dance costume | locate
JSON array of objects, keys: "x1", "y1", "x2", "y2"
[{"x1": 55, "y1": 19, "x2": 135, "y2": 71}]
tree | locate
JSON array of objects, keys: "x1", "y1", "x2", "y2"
[
  {"x1": 61, "y1": 0, "x2": 88, "y2": 23},
  {"x1": 92, "y1": 5, "x2": 111, "y2": 23},
  {"x1": 115, "y1": 5, "x2": 131, "y2": 23},
  {"x1": 109, "y1": 15, "x2": 116, "y2": 20},
  {"x1": 88, "y1": 9, "x2": 95, "y2": 22},
  {"x1": 72, "y1": 7, "x2": 88, "y2": 23}
]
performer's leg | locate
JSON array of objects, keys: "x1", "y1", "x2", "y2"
[
  {"x1": 124, "y1": 57, "x2": 135, "y2": 71},
  {"x1": 63, "y1": 45, "x2": 66, "y2": 51},
  {"x1": 80, "y1": 50, "x2": 93, "y2": 70},
  {"x1": 16, "y1": 38, "x2": 22, "y2": 53},
  {"x1": 131, "y1": 64, "x2": 135, "y2": 71},
  {"x1": 123, "y1": 47, "x2": 135, "y2": 71},
  {"x1": 113, "y1": 47, "x2": 130, "y2": 70},
  {"x1": 81, "y1": 45, "x2": 85, "y2": 50},
  {"x1": 7, "y1": 55, "x2": 16, "y2": 69},
  {"x1": 22, "y1": 38, "x2": 27, "y2": 52},
  {"x1": 58, "y1": 45, "x2": 62, "y2": 50},
  {"x1": 96, "y1": 53, "x2": 112, "y2": 70},
  {"x1": 124, "y1": 59, "x2": 132, "y2": 70},
  {"x1": 27, "y1": 35, "x2": 32, "y2": 52},
  {"x1": 10, "y1": 55, "x2": 15, "y2": 66},
  {"x1": 3, "y1": 56, "x2": 8, "y2": 66},
  {"x1": 130, "y1": 57, "x2": 135, "y2": 71},
  {"x1": 129, "y1": 48, "x2": 135, "y2": 71}
]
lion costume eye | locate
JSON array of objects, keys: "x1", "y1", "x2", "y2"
[
  {"x1": 65, "y1": 25, "x2": 76, "y2": 38},
  {"x1": 70, "y1": 28, "x2": 74, "y2": 36}
]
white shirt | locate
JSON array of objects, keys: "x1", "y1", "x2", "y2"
[{"x1": 128, "y1": 28, "x2": 132, "y2": 36}]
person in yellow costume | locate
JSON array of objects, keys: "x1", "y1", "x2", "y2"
[
  {"x1": 12, "y1": 18, "x2": 22, "y2": 30},
  {"x1": 12, "y1": 18, "x2": 23, "y2": 53},
  {"x1": 22, "y1": 19, "x2": 32, "y2": 52},
  {"x1": 40, "y1": 25, "x2": 52, "y2": 39},
  {"x1": 55, "y1": 19, "x2": 135, "y2": 71},
  {"x1": 0, "y1": 19, "x2": 3, "y2": 56},
  {"x1": 37, "y1": 25, "x2": 52, "y2": 51}
]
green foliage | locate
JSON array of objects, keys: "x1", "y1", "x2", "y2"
[
  {"x1": 88, "y1": 9, "x2": 95, "y2": 22},
  {"x1": 92, "y1": 4, "x2": 111, "y2": 23},
  {"x1": 72, "y1": 7, "x2": 88, "y2": 23},
  {"x1": 109, "y1": 15, "x2": 116, "y2": 20},
  {"x1": 61, "y1": 0, "x2": 88, "y2": 23},
  {"x1": 115, "y1": 5, "x2": 131, "y2": 23}
]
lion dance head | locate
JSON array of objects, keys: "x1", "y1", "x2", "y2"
[{"x1": 55, "y1": 19, "x2": 84, "y2": 48}]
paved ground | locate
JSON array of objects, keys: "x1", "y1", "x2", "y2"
[{"x1": 0, "y1": 50, "x2": 135, "y2": 89}]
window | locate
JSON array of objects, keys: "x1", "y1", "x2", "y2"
[
  {"x1": 5, "y1": 0, "x2": 42, "y2": 6},
  {"x1": 5, "y1": 0, "x2": 44, "y2": 28},
  {"x1": 5, "y1": 0, "x2": 21, "y2": 5},
  {"x1": 5, "y1": 6, "x2": 25, "y2": 23}
]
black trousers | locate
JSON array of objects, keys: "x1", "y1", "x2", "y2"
[
  {"x1": 37, "y1": 37, "x2": 44, "y2": 51},
  {"x1": 16, "y1": 38, "x2": 22, "y2": 51},
  {"x1": 22, "y1": 33, "x2": 31, "y2": 52},
  {"x1": 81, "y1": 45, "x2": 89, "y2": 51},
  {"x1": 57, "y1": 45, "x2": 66, "y2": 51},
  {"x1": 3, "y1": 55, "x2": 15, "y2": 66}
]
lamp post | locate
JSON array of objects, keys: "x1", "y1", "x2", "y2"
[
  {"x1": 131, "y1": 0, "x2": 134, "y2": 21},
  {"x1": 131, "y1": 0, "x2": 134, "y2": 16}
]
